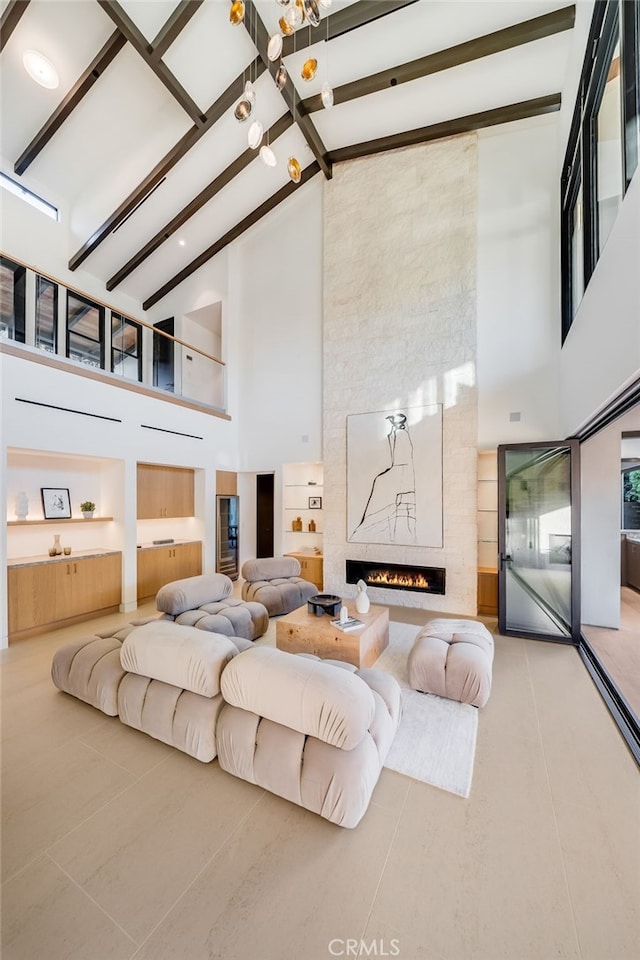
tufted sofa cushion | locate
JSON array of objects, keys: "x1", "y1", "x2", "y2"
[
  {"x1": 408, "y1": 618, "x2": 494, "y2": 707},
  {"x1": 240, "y1": 558, "x2": 317, "y2": 616},
  {"x1": 167, "y1": 597, "x2": 269, "y2": 641},
  {"x1": 216, "y1": 647, "x2": 402, "y2": 828},
  {"x1": 220, "y1": 647, "x2": 376, "y2": 750},
  {"x1": 156, "y1": 573, "x2": 233, "y2": 616},
  {"x1": 120, "y1": 620, "x2": 240, "y2": 698},
  {"x1": 241, "y1": 557, "x2": 301, "y2": 582}
]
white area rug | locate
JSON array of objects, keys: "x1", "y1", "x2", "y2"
[
  {"x1": 257, "y1": 618, "x2": 478, "y2": 799},
  {"x1": 374, "y1": 622, "x2": 478, "y2": 798}
]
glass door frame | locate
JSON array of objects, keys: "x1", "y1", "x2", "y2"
[{"x1": 498, "y1": 439, "x2": 581, "y2": 644}]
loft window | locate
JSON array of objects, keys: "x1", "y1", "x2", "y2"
[
  {"x1": 560, "y1": 0, "x2": 640, "y2": 342},
  {"x1": 0, "y1": 171, "x2": 58, "y2": 220},
  {"x1": 0, "y1": 256, "x2": 26, "y2": 342},
  {"x1": 594, "y1": 36, "x2": 623, "y2": 256},
  {"x1": 111, "y1": 312, "x2": 142, "y2": 381},
  {"x1": 35, "y1": 275, "x2": 58, "y2": 353},
  {"x1": 66, "y1": 291, "x2": 104, "y2": 369}
]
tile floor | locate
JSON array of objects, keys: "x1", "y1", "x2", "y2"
[{"x1": 1, "y1": 603, "x2": 639, "y2": 960}]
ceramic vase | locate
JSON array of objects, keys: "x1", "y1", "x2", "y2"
[
  {"x1": 355, "y1": 578, "x2": 370, "y2": 614},
  {"x1": 14, "y1": 491, "x2": 28, "y2": 520}
]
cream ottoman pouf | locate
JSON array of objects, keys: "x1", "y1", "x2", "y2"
[{"x1": 408, "y1": 618, "x2": 494, "y2": 708}]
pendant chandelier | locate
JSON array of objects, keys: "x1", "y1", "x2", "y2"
[{"x1": 230, "y1": 0, "x2": 334, "y2": 183}]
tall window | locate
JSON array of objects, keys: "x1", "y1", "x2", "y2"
[
  {"x1": 66, "y1": 292, "x2": 104, "y2": 368},
  {"x1": 595, "y1": 37, "x2": 623, "y2": 255},
  {"x1": 35, "y1": 275, "x2": 58, "y2": 353},
  {"x1": 561, "y1": 1, "x2": 640, "y2": 341},
  {"x1": 111, "y1": 313, "x2": 142, "y2": 380},
  {"x1": 0, "y1": 256, "x2": 26, "y2": 342}
]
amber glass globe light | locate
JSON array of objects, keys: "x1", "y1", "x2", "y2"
[
  {"x1": 287, "y1": 156, "x2": 302, "y2": 183},
  {"x1": 234, "y1": 98, "x2": 252, "y2": 122},
  {"x1": 279, "y1": 15, "x2": 294, "y2": 35},
  {"x1": 229, "y1": 1, "x2": 245, "y2": 25},
  {"x1": 301, "y1": 58, "x2": 317, "y2": 81}
]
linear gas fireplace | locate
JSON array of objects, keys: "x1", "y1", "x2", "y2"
[{"x1": 346, "y1": 559, "x2": 446, "y2": 595}]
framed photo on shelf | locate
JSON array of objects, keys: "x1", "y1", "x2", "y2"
[
  {"x1": 308, "y1": 496, "x2": 322, "y2": 509},
  {"x1": 41, "y1": 487, "x2": 72, "y2": 519}
]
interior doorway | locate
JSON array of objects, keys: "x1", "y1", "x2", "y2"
[{"x1": 256, "y1": 473, "x2": 274, "y2": 558}]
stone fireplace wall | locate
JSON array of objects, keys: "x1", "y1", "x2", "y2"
[{"x1": 323, "y1": 134, "x2": 478, "y2": 613}]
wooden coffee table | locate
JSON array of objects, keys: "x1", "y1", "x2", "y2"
[{"x1": 275, "y1": 602, "x2": 389, "y2": 668}]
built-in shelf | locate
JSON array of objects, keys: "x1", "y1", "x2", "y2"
[
  {"x1": 284, "y1": 484, "x2": 324, "y2": 488},
  {"x1": 287, "y1": 530, "x2": 323, "y2": 535},
  {"x1": 7, "y1": 517, "x2": 114, "y2": 526}
]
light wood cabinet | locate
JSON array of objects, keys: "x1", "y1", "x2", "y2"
[
  {"x1": 626, "y1": 539, "x2": 640, "y2": 591},
  {"x1": 477, "y1": 567, "x2": 498, "y2": 616},
  {"x1": 285, "y1": 552, "x2": 323, "y2": 590},
  {"x1": 137, "y1": 463, "x2": 195, "y2": 519},
  {"x1": 8, "y1": 552, "x2": 122, "y2": 641},
  {"x1": 137, "y1": 541, "x2": 202, "y2": 601}
]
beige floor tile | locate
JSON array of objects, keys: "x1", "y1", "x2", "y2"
[
  {"x1": 2, "y1": 738, "x2": 135, "y2": 882},
  {"x1": 368, "y1": 731, "x2": 581, "y2": 960},
  {"x1": 525, "y1": 641, "x2": 639, "y2": 814},
  {"x1": 78, "y1": 714, "x2": 175, "y2": 775},
  {"x1": 1, "y1": 855, "x2": 136, "y2": 960},
  {"x1": 49, "y1": 752, "x2": 264, "y2": 943},
  {"x1": 369, "y1": 767, "x2": 412, "y2": 813},
  {"x1": 1, "y1": 678, "x2": 109, "y2": 773},
  {"x1": 132, "y1": 791, "x2": 400, "y2": 960},
  {"x1": 553, "y1": 799, "x2": 640, "y2": 960},
  {"x1": 478, "y1": 635, "x2": 539, "y2": 746}
]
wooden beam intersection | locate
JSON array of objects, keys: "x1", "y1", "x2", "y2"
[
  {"x1": 142, "y1": 162, "x2": 321, "y2": 311},
  {"x1": 151, "y1": 0, "x2": 203, "y2": 61},
  {"x1": 244, "y1": 0, "x2": 332, "y2": 180},
  {"x1": 96, "y1": 0, "x2": 206, "y2": 125},
  {"x1": 281, "y1": 0, "x2": 419, "y2": 55}
]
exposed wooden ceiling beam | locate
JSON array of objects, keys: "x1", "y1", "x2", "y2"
[
  {"x1": 301, "y1": 5, "x2": 576, "y2": 114},
  {"x1": 244, "y1": 0, "x2": 331, "y2": 179},
  {"x1": 14, "y1": 31, "x2": 126, "y2": 175},
  {"x1": 327, "y1": 94, "x2": 562, "y2": 164},
  {"x1": 68, "y1": 58, "x2": 265, "y2": 271},
  {"x1": 282, "y1": 0, "x2": 420, "y2": 55},
  {"x1": 96, "y1": 0, "x2": 206, "y2": 125},
  {"x1": 143, "y1": 162, "x2": 321, "y2": 310},
  {"x1": 106, "y1": 112, "x2": 294, "y2": 290},
  {"x1": 0, "y1": 0, "x2": 30, "y2": 53},
  {"x1": 150, "y1": 0, "x2": 203, "y2": 61}
]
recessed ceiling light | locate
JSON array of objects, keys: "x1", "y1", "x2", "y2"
[
  {"x1": 178, "y1": 238, "x2": 186, "y2": 247},
  {"x1": 23, "y1": 49, "x2": 59, "y2": 89}
]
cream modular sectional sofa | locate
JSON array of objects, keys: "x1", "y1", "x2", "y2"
[{"x1": 51, "y1": 591, "x2": 402, "y2": 828}]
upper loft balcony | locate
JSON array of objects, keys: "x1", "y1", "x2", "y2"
[{"x1": 0, "y1": 254, "x2": 228, "y2": 419}]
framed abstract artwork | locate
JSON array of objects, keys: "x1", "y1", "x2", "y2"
[
  {"x1": 41, "y1": 487, "x2": 72, "y2": 519},
  {"x1": 347, "y1": 405, "x2": 443, "y2": 547}
]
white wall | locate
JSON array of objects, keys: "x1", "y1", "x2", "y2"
[
  {"x1": 581, "y1": 405, "x2": 640, "y2": 627},
  {"x1": 323, "y1": 136, "x2": 479, "y2": 614},
  {"x1": 233, "y1": 177, "x2": 324, "y2": 472},
  {"x1": 477, "y1": 114, "x2": 561, "y2": 448},
  {"x1": 0, "y1": 344, "x2": 239, "y2": 645},
  {"x1": 560, "y1": 171, "x2": 640, "y2": 435}
]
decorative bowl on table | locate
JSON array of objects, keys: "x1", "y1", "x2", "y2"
[{"x1": 307, "y1": 594, "x2": 342, "y2": 617}]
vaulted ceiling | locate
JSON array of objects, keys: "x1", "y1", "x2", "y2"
[{"x1": 1, "y1": 0, "x2": 577, "y2": 311}]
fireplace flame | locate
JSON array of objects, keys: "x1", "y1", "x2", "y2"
[{"x1": 366, "y1": 570, "x2": 430, "y2": 589}]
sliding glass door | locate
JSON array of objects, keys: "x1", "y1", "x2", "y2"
[{"x1": 498, "y1": 441, "x2": 580, "y2": 642}]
